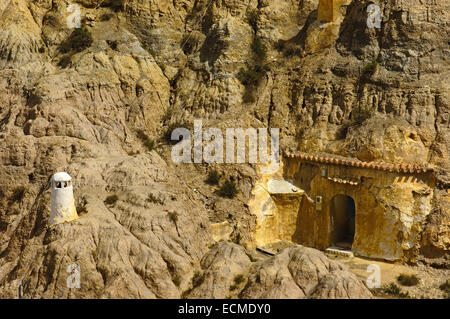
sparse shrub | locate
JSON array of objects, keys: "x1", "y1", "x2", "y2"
[
  {"x1": 192, "y1": 270, "x2": 204, "y2": 287},
  {"x1": 233, "y1": 274, "x2": 245, "y2": 285},
  {"x1": 336, "y1": 120, "x2": 351, "y2": 139},
  {"x1": 230, "y1": 274, "x2": 245, "y2": 291},
  {"x1": 246, "y1": 253, "x2": 257, "y2": 262},
  {"x1": 143, "y1": 139, "x2": 155, "y2": 151},
  {"x1": 397, "y1": 274, "x2": 419, "y2": 287},
  {"x1": 107, "y1": 40, "x2": 118, "y2": 50},
  {"x1": 283, "y1": 42, "x2": 302, "y2": 57},
  {"x1": 351, "y1": 105, "x2": 374, "y2": 125},
  {"x1": 439, "y1": 280, "x2": 450, "y2": 296},
  {"x1": 104, "y1": 194, "x2": 118, "y2": 206},
  {"x1": 237, "y1": 65, "x2": 267, "y2": 103},
  {"x1": 163, "y1": 121, "x2": 190, "y2": 144},
  {"x1": 109, "y1": 0, "x2": 126, "y2": 11},
  {"x1": 99, "y1": 13, "x2": 114, "y2": 21},
  {"x1": 60, "y1": 27, "x2": 93, "y2": 53},
  {"x1": 142, "y1": 43, "x2": 157, "y2": 56},
  {"x1": 186, "y1": 4, "x2": 202, "y2": 21},
  {"x1": 237, "y1": 67, "x2": 264, "y2": 87},
  {"x1": 246, "y1": 9, "x2": 259, "y2": 30},
  {"x1": 76, "y1": 202, "x2": 88, "y2": 215},
  {"x1": 181, "y1": 35, "x2": 198, "y2": 55},
  {"x1": 173, "y1": 275, "x2": 181, "y2": 287},
  {"x1": 168, "y1": 211, "x2": 179, "y2": 223},
  {"x1": 383, "y1": 283, "x2": 410, "y2": 298},
  {"x1": 251, "y1": 35, "x2": 267, "y2": 64},
  {"x1": 218, "y1": 180, "x2": 238, "y2": 199},
  {"x1": 206, "y1": 169, "x2": 221, "y2": 185},
  {"x1": 362, "y1": 59, "x2": 378, "y2": 78},
  {"x1": 10, "y1": 186, "x2": 26, "y2": 204},
  {"x1": 136, "y1": 130, "x2": 155, "y2": 151},
  {"x1": 147, "y1": 192, "x2": 164, "y2": 205},
  {"x1": 232, "y1": 233, "x2": 241, "y2": 245},
  {"x1": 274, "y1": 39, "x2": 286, "y2": 52},
  {"x1": 58, "y1": 55, "x2": 72, "y2": 68}
]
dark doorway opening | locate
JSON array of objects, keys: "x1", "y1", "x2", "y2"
[{"x1": 331, "y1": 195, "x2": 355, "y2": 250}]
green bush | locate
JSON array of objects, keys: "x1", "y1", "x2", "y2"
[
  {"x1": 237, "y1": 65, "x2": 267, "y2": 103},
  {"x1": 57, "y1": 55, "x2": 72, "y2": 68},
  {"x1": 136, "y1": 130, "x2": 155, "y2": 151},
  {"x1": 397, "y1": 274, "x2": 419, "y2": 287},
  {"x1": 251, "y1": 36, "x2": 267, "y2": 64},
  {"x1": 10, "y1": 186, "x2": 26, "y2": 204},
  {"x1": 109, "y1": 0, "x2": 126, "y2": 11},
  {"x1": 142, "y1": 43, "x2": 156, "y2": 56},
  {"x1": 218, "y1": 180, "x2": 238, "y2": 199},
  {"x1": 351, "y1": 105, "x2": 374, "y2": 125},
  {"x1": 206, "y1": 169, "x2": 221, "y2": 185},
  {"x1": 60, "y1": 27, "x2": 93, "y2": 53},
  {"x1": 274, "y1": 39, "x2": 286, "y2": 52},
  {"x1": 168, "y1": 211, "x2": 179, "y2": 223},
  {"x1": 104, "y1": 194, "x2": 118, "y2": 206},
  {"x1": 439, "y1": 280, "x2": 450, "y2": 294},
  {"x1": 99, "y1": 13, "x2": 114, "y2": 21},
  {"x1": 383, "y1": 283, "x2": 410, "y2": 298},
  {"x1": 283, "y1": 42, "x2": 302, "y2": 57},
  {"x1": 163, "y1": 121, "x2": 190, "y2": 144},
  {"x1": 192, "y1": 270, "x2": 204, "y2": 287},
  {"x1": 246, "y1": 253, "x2": 258, "y2": 262},
  {"x1": 246, "y1": 9, "x2": 259, "y2": 30},
  {"x1": 362, "y1": 60, "x2": 378, "y2": 78},
  {"x1": 238, "y1": 67, "x2": 264, "y2": 87},
  {"x1": 233, "y1": 274, "x2": 245, "y2": 285},
  {"x1": 181, "y1": 35, "x2": 198, "y2": 55},
  {"x1": 232, "y1": 233, "x2": 241, "y2": 245},
  {"x1": 76, "y1": 202, "x2": 88, "y2": 215}
]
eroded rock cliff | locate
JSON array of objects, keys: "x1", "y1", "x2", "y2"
[{"x1": 0, "y1": 0, "x2": 448, "y2": 298}]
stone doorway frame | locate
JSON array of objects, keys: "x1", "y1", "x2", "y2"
[{"x1": 330, "y1": 194, "x2": 356, "y2": 250}]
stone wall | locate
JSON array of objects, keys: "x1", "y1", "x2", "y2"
[
  {"x1": 250, "y1": 156, "x2": 436, "y2": 263},
  {"x1": 284, "y1": 158, "x2": 436, "y2": 262},
  {"x1": 318, "y1": 0, "x2": 349, "y2": 22}
]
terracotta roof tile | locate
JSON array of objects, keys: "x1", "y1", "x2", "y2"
[{"x1": 285, "y1": 152, "x2": 431, "y2": 174}]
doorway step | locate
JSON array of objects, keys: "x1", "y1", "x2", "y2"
[{"x1": 325, "y1": 246, "x2": 354, "y2": 258}]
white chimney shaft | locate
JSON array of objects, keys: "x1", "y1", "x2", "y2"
[{"x1": 49, "y1": 172, "x2": 78, "y2": 226}]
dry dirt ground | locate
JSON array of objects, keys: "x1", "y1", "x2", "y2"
[
  {"x1": 254, "y1": 241, "x2": 448, "y2": 299},
  {"x1": 327, "y1": 255, "x2": 449, "y2": 299}
]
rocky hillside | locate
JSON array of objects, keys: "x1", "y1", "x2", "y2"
[{"x1": 0, "y1": 0, "x2": 448, "y2": 298}]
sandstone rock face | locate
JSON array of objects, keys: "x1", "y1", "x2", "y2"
[
  {"x1": 185, "y1": 243, "x2": 372, "y2": 299},
  {"x1": 240, "y1": 246, "x2": 372, "y2": 299},
  {"x1": 0, "y1": 152, "x2": 212, "y2": 298},
  {"x1": 0, "y1": 0, "x2": 448, "y2": 298},
  {"x1": 185, "y1": 242, "x2": 251, "y2": 299}
]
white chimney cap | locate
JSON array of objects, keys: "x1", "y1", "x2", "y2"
[{"x1": 51, "y1": 172, "x2": 72, "y2": 182}]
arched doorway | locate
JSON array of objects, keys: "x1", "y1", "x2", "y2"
[{"x1": 331, "y1": 195, "x2": 355, "y2": 249}]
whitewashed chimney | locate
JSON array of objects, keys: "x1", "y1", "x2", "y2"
[{"x1": 49, "y1": 172, "x2": 78, "y2": 226}]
